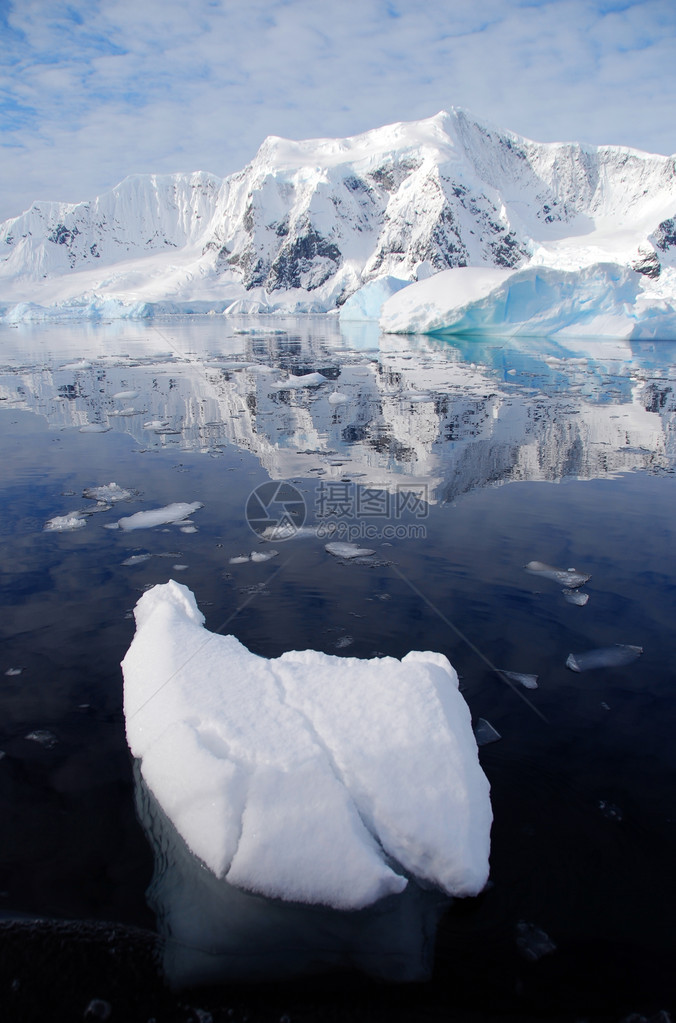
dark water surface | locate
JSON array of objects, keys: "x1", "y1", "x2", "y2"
[{"x1": 0, "y1": 319, "x2": 674, "y2": 1020}]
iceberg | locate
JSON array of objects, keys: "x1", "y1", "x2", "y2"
[
  {"x1": 380, "y1": 264, "x2": 676, "y2": 340},
  {"x1": 122, "y1": 581, "x2": 492, "y2": 913},
  {"x1": 338, "y1": 276, "x2": 411, "y2": 322},
  {"x1": 111, "y1": 502, "x2": 203, "y2": 531}
]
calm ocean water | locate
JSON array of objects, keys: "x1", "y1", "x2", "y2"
[{"x1": 1, "y1": 318, "x2": 674, "y2": 1018}]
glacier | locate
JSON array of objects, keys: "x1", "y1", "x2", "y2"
[
  {"x1": 2, "y1": 108, "x2": 676, "y2": 332},
  {"x1": 122, "y1": 580, "x2": 492, "y2": 911}
]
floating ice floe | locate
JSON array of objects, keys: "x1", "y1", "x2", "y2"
[
  {"x1": 83, "y1": 482, "x2": 136, "y2": 503},
  {"x1": 44, "y1": 512, "x2": 87, "y2": 532},
  {"x1": 25, "y1": 729, "x2": 58, "y2": 749},
  {"x1": 473, "y1": 718, "x2": 502, "y2": 746},
  {"x1": 328, "y1": 391, "x2": 349, "y2": 405},
  {"x1": 122, "y1": 553, "x2": 152, "y2": 566},
  {"x1": 122, "y1": 581, "x2": 492, "y2": 911},
  {"x1": 325, "y1": 542, "x2": 376, "y2": 560},
  {"x1": 563, "y1": 588, "x2": 590, "y2": 606},
  {"x1": 566, "y1": 644, "x2": 643, "y2": 672},
  {"x1": 500, "y1": 670, "x2": 539, "y2": 690},
  {"x1": 112, "y1": 390, "x2": 139, "y2": 400},
  {"x1": 111, "y1": 502, "x2": 203, "y2": 531},
  {"x1": 4, "y1": 667, "x2": 23, "y2": 676},
  {"x1": 525, "y1": 560, "x2": 591, "y2": 589}
]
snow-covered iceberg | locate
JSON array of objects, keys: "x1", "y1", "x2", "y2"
[
  {"x1": 122, "y1": 581, "x2": 491, "y2": 911},
  {"x1": 380, "y1": 263, "x2": 676, "y2": 339}
]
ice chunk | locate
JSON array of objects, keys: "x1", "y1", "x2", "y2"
[
  {"x1": 122, "y1": 582, "x2": 492, "y2": 910},
  {"x1": 563, "y1": 588, "x2": 590, "y2": 606},
  {"x1": 328, "y1": 391, "x2": 349, "y2": 404},
  {"x1": 229, "y1": 555, "x2": 250, "y2": 564},
  {"x1": 250, "y1": 550, "x2": 279, "y2": 563},
  {"x1": 25, "y1": 729, "x2": 58, "y2": 749},
  {"x1": 474, "y1": 718, "x2": 501, "y2": 746},
  {"x1": 121, "y1": 553, "x2": 152, "y2": 566},
  {"x1": 325, "y1": 542, "x2": 376, "y2": 559},
  {"x1": 566, "y1": 644, "x2": 643, "y2": 671},
  {"x1": 180, "y1": 525, "x2": 198, "y2": 534},
  {"x1": 525, "y1": 561, "x2": 591, "y2": 589},
  {"x1": 83, "y1": 483, "x2": 136, "y2": 503},
  {"x1": 79, "y1": 423, "x2": 111, "y2": 433},
  {"x1": 334, "y1": 635, "x2": 354, "y2": 649},
  {"x1": 5, "y1": 667, "x2": 23, "y2": 676},
  {"x1": 114, "y1": 502, "x2": 203, "y2": 531},
  {"x1": 112, "y1": 390, "x2": 138, "y2": 400},
  {"x1": 500, "y1": 670, "x2": 539, "y2": 690},
  {"x1": 44, "y1": 512, "x2": 87, "y2": 532}
]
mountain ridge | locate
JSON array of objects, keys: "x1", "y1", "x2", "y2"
[{"x1": 2, "y1": 108, "x2": 676, "y2": 320}]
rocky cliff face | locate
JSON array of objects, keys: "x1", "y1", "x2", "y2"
[{"x1": 2, "y1": 109, "x2": 675, "y2": 317}]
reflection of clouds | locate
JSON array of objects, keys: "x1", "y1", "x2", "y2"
[
  {"x1": 1, "y1": 322, "x2": 674, "y2": 503},
  {"x1": 134, "y1": 764, "x2": 448, "y2": 987}
]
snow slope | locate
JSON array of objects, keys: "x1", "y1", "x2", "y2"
[{"x1": 2, "y1": 108, "x2": 676, "y2": 321}]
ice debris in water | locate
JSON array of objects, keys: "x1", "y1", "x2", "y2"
[
  {"x1": 474, "y1": 718, "x2": 501, "y2": 746},
  {"x1": 500, "y1": 670, "x2": 539, "y2": 690},
  {"x1": 180, "y1": 525, "x2": 198, "y2": 534},
  {"x1": 325, "y1": 542, "x2": 376, "y2": 560},
  {"x1": 566, "y1": 644, "x2": 643, "y2": 672},
  {"x1": 229, "y1": 550, "x2": 279, "y2": 565},
  {"x1": 122, "y1": 553, "x2": 152, "y2": 566},
  {"x1": 328, "y1": 391, "x2": 349, "y2": 404},
  {"x1": 525, "y1": 561, "x2": 591, "y2": 589},
  {"x1": 335, "y1": 635, "x2": 354, "y2": 649},
  {"x1": 563, "y1": 588, "x2": 589, "y2": 606},
  {"x1": 25, "y1": 729, "x2": 58, "y2": 749},
  {"x1": 112, "y1": 390, "x2": 138, "y2": 400},
  {"x1": 5, "y1": 667, "x2": 23, "y2": 676},
  {"x1": 83, "y1": 482, "x2": 136, "y2": 503},
  {"x1": 111, "y1": 502, "x2": 203, "y2": 531},
  {"x1": 44, "y1": 512, "x2": 87, "y2": 532},
  {"x1": 599, "y1": 800, "x2": 623, "y2": 821},
  {"x1": 515, "y1": 920, "x2": 557, "y2": 961},
  {"x1": 79, "y1": 423, "x2": 111, "y2": 434},
  {"x1": 122, "y1": 581, "x2": 492, "y2": 910}
]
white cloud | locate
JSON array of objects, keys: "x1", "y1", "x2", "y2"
[{"x1": 1, "y1": 0, "x2": 675, "y2": 222}]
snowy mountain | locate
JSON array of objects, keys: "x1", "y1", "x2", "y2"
[{"x1": 2, "y1": 109, "x2": 676, "y2": 321}]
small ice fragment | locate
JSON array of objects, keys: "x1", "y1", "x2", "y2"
[
  {"x1": 335, "y1": 635, "x2": 354, "y2": 649},
  {"x1": 143, "y1": 420, "x2": 171, "y2": 430},
  {"x1": 172, "y1": 564, "x2": 188, "y2": 571},
  {"x1": 5, "y1": 667, "x2": 23, "y2": 676},
  {"x1": 515, "y1": 921, "x2": 556, "y2": 961},
  {"x1": 563, "y1": 588, "x2": 589, "y2": 606},
  {"x1": 474, "y1": 718, "x2": 501, "y2": 746},
  {"x1": 229, "y1": 555, "x2": 250, "y2": 564},
  {"x1": 110, "y1": 407, "x2": 140, "y2": 417},
  {"x1": 328, "y1": 391, "x2": 349, "y2": 404},
  {"x1": 79, "y1": 423, "x2": 111, "y2": 434},
  {"x1": 25, "y1": 729, "x2": 58, "y2": 749},
  {"x1": 112, "y1": 390, "x2": 138, "y2": 400},
  {"x1": 250, "y1": 549, "x2": 279, "y2": 563},
  {"x1": 0, "y1": 751, "x2": 5, "y2": 760},
  {"x1": 501, "y1": 670, "x2": 538, "y2": 690},
  {"x1": 599, "y1": 800, "x2": 623, "y2": 821},
  {"x1": 121, "y1": 554, "x2": 152, "y2": 566},
  {"x1": 44, "y1": 512, "x2": 87, "y2": 532},
  {"x1": 525, "y1": 561, "x2": 591, "y2": 589},
  {"x1": 325, "y1": 542, "x2": 376, "y2": 559},
  {"x1": 180, "y1": 525, "x2": 198, "y2": 534},
  {"x1": 600, "y1": 701, "x2": 610, "y2": 711},
  {"x1": 566, "y1": 644, "x2": 643, "y2": 672},
  {"x1": 83, "y1": 483, "x2": 136, "y2": 503},
  {"x1": 115, "y1": 502, "x2": 203, "y2": 531}
]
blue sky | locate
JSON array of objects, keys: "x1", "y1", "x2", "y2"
[{"x1": 1, "y1": 0, "x2": 676, "y2": 221}]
